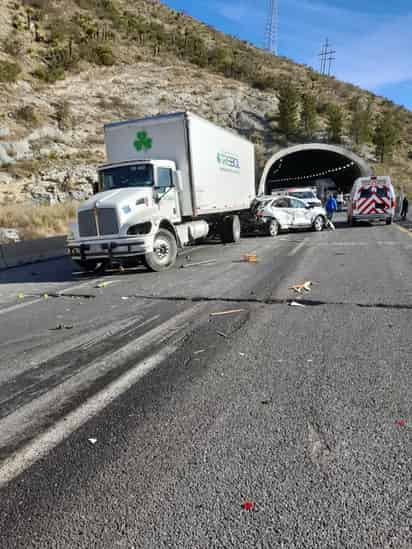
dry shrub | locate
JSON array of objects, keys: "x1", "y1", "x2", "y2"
[{"x1": 0, "y1": 202, "x2": 77, "y2": 239}]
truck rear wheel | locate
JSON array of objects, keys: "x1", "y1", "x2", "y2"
[
  {"x1": 143, "y1": 229, "x2": 177, "y2": 272},
  {"x1": 385, "y1": 217, "x2": 393, "y2": 225},
  {"x1": 220, "y1": 215, "x2": 241, "y2": 243}
]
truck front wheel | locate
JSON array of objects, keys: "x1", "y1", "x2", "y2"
[
  {"x1": 220, "y1": 215, "x2": 241, "y2": 243},
  {"x1": 143, "y1": 229, "x2": 177, "y2": 272}
]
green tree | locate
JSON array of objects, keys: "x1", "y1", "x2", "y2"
[
  {"x1": 277, "y1": 80, "x2": 299, "y2": 140},
  {"x1": 350, "y1": 97, "x2": 373, "y2": 145},
  {"x1": 326, "y1": 104, "x2": 343, "y2": 143},
  {"x1": 373, "y1": 110, "x2": 400, "y2": 163},
  {"x1": 301, "y1": 93, "x2": 318, "y2": 138}
]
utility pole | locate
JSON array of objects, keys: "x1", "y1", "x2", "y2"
[
  {"x1": 265, "y1": 0, "x2": 278, "y2": 55},
  {"x1": 319, "y1": 38, "x2": 336, "y2": 76}
]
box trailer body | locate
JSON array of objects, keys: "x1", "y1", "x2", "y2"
[{"x1": 68, "y1": 112, "x2": 256, "y2": 271}]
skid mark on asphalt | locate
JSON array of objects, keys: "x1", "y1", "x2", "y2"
[{"x1": 120, "y1": 294, "x2": 412, "y2": 311}]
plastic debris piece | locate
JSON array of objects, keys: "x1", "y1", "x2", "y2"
[
  {"x1": 289, "y1": 281, "x2": 313, "y2": 293},
  {"x1": 88, "y1": 438, "x2": 97, "y2": 445},
  {"x1": 239, "y1": 352, "x2": 246, "y2": 357},
  {"x1": 241, "y1": 501, "x2": 254, "y2": 511},
  {"x1": 210, "y1": 309, "x2": 246, "y2": 317},
  {"x1": 216, "y1": 331, "x2": 228, "y2": 338},
  {"x1": 194, "y1": 349, "x2": 206, "y2": 355},
  {"x1": 17, "y1": 293, "x2": 25, "y2": 299},
  {"x1": 395, "y1": 419, "x2": 406, "y2": 428},
  {"x1": 181, "y1": 259, "x2": 217, "y2": 269},
  {"x1": 95, "y1": 281, "x2": 116, "y2": 289},
  {"x1": 240, "y1": 253, "x2": 257, "y2": 263},
  {"x1": 50, "y1": 324, "x2": 74, "y2": 331},
  {"x1": 289, "y1": 301, "x2": 306, "y2": 308},
  {"x1": 261, "y1": 399, "x2": 271, "y2": 405},
  {"x1": 121, "y1": 296, "x2": 129, "y2": 300}
]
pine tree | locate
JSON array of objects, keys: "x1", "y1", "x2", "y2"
[
  {"x1": 350, "y1": 97, "x2": 373, "y2": 145},
  {"x1": 326, "y1": 104, "x2": 343, "y2": 143},
  {"x1": 301, "y1": 93, "x2": 318, "y2": 138},
  {"x1": 277, "y1": 80, "x2": 299, "y2": 140},
  {"x1": 373, "y1": 110, "x2": 400, "y2": 163}
]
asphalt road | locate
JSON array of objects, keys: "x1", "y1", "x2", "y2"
[{"x1": 0, "y1": 215, "x2": 411, "y2": 548}]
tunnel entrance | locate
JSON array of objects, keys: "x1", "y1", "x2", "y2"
[{"x1": 259, "y1": 144, "x2": 372, "y2": 199}]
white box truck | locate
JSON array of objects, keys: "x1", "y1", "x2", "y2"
[{"x1": 68, "y1": 112, "x2": 256, "y2": 271}]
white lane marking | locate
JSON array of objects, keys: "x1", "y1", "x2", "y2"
[
  {"x1": 0, "y1": 304, "x2": 204, "y2": 463},
  {"x1": 0, "y1": 298, "x2": 42, "y2": 315},
  {"x1": 0, "y1": 344, "x2": 176, "y2": 488},
  {"x1": 288, "y1": 238, "x2": 308, "y2": 256}
]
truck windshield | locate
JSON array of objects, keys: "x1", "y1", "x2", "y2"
[{"x1": 99, "y1": 164, "x2": 154, "y2": 191}]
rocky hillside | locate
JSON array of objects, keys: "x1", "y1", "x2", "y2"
[{"x1": 0, "y1": 0, "x2": 411, "y2": 212}]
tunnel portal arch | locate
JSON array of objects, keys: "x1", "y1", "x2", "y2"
[{"x1": 259, "y1": 144, "x2": 372, "y2": 197}]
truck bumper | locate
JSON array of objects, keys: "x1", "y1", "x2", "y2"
[
  {"x1": 353, "y1": 213, "x2": 388, "y2": 222},
  {"x1": 68, "y1": 236, "x2": 154, "y2": 263}
]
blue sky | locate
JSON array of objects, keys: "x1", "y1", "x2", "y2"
[{"x1": 163, "y1": 0, "x2": 412, "y2": 111}]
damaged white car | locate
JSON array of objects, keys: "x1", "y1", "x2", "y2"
[{"x1": 250, "y1": 195, "x2": 328, "y2": 236}]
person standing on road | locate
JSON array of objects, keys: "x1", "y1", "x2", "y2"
[
  {"x1": 401, "y1": 196, "x2": 409, "y2": 220},
  {"x1": 325, "y1": 193, "x2": 338, "y2": 221}
]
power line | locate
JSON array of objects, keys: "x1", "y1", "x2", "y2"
[
  {"x1": 319, "y1": 38, "x2": 336, "y2": 76},
  {"x1": 265, "y1": 0, "x2": 278, "y2": 55}
]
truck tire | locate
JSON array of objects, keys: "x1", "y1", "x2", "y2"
[
  {"x1": 143, "y1": 228, "x2": 177, "y2": 272},
  {"x1": 312, "y1": 215, "x2": 324, "y2": 232},
  {"x1": 220, "y1": 215, "x2": 241, "y2": 243},
  {"x1": 267, "y1": 218, "x2": 280, "y2": 237},
  {"x1": 385, "y1": 217, "x2": 393, "y2": 225}
]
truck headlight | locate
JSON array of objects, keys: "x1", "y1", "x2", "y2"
[{"x1": 127, "y1": 222, "x2": 152, "y2": 235}]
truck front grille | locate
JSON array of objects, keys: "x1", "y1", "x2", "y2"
[{"x1": 78, "y1": 208, "x2": 119, "y2": 237}]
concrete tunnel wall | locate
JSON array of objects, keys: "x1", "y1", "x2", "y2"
[{"x1": 258, "y1": 144, "x2": 372, "y2": 196}]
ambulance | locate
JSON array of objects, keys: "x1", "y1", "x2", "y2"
[{"x1": 347, "y1": 176, "x2": 396, "y2": 226}]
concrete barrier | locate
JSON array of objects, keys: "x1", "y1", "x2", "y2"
[{"x1": 0, "y1": 236, "x2": 67, "y2": 269}]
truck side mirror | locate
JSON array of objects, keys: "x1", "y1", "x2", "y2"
[{"x1": 173, "y1": 170, "x2": 183, "y2": 192}]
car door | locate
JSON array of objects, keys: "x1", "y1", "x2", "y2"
[
  {"x1": 270, "y1": 197, "x2": 293, "y2": 227},
  {"x1": 289, "y1": 198, "x2": 310, "y2": 226}
]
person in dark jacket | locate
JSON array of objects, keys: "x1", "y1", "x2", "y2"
[{"x1": 401, "y1": 196, "x2": 409, "y2": 220}]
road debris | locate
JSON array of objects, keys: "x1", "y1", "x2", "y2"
[
  {"x1": 241, "y1": 501, "x2": 254, "y2": 511},
  {"x1": 210, "y1": 309, "x2": 246, "y2": 317},
  {"x1": 121, "y1": 296, "x2": 129, "y2": 300},
  {"x1": 216, "y1": 331, "x2": 228, "y2": 338},
  {"x1": 180, "y1": 259, "x2": 217, "y2": 269},
  {"x1": 95, "y1": 281, "x2": 116, "y2": 289},
  {"x1": 395, "y1": 419, "x2": 406, "y2": 428},
  {"x1": 261, "y1": 399, "x2": 271, "y2": 405},
  {"x1": 49, "y1": 324, "x2": 74, "y2": 331},
  {"x1": 240, "y1": 253, "x2": 257, "y2": 263},
  {"x1": 88, "y1": 438, "x2": 97, "y2": 445},
  {"x1": 194, "y1": 349, "x2": 206, "y2": 355},
  {"x1": 43, "y1": 293, "x2": 49, "y2": 300},
  {"x1": 17, "y1": 293, "x2": 25, "y2": 299},
  {"x1": 239, "y1": 352, "x2": 246, "y2": 357},
  {"x1": 289, "y1": 281, "x2": 313, "y2": 293},
  {"x1": 289, "y1": 301, "x2": 306, "y2": 308}
]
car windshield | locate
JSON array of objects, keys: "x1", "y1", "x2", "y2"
[
  {"x1": 99, "y1": 164, "x2": 154, "y2": 191},
  {"x1": 289, "y1": 191, "x2": 315, "y2": 199}
]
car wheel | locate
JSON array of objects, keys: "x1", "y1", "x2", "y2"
[
  {"x1": 267, "y1": 219, "x2": 280, "y2": 237},
  {"x1": 143, "y1": 229, "x2": 177, "y2": 272},
  {"x1": 312, "y1": 215, "x2": 324, "y2": 232}
]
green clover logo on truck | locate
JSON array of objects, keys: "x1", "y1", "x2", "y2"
[{"x1": 133, "y1": 131, "x2": 152, "y2": 152}]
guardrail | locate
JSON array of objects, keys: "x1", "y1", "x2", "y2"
[{"x1": 0, "y1": 236, "x2": 67, "y2": 270}]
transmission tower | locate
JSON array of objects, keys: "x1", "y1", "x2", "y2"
[
  {"x1": 319, "y1": 38, "x2": 336, "y2": 76},
  {"x1": 265, "y1": 0, "x2": 278, "y2": 55}
]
